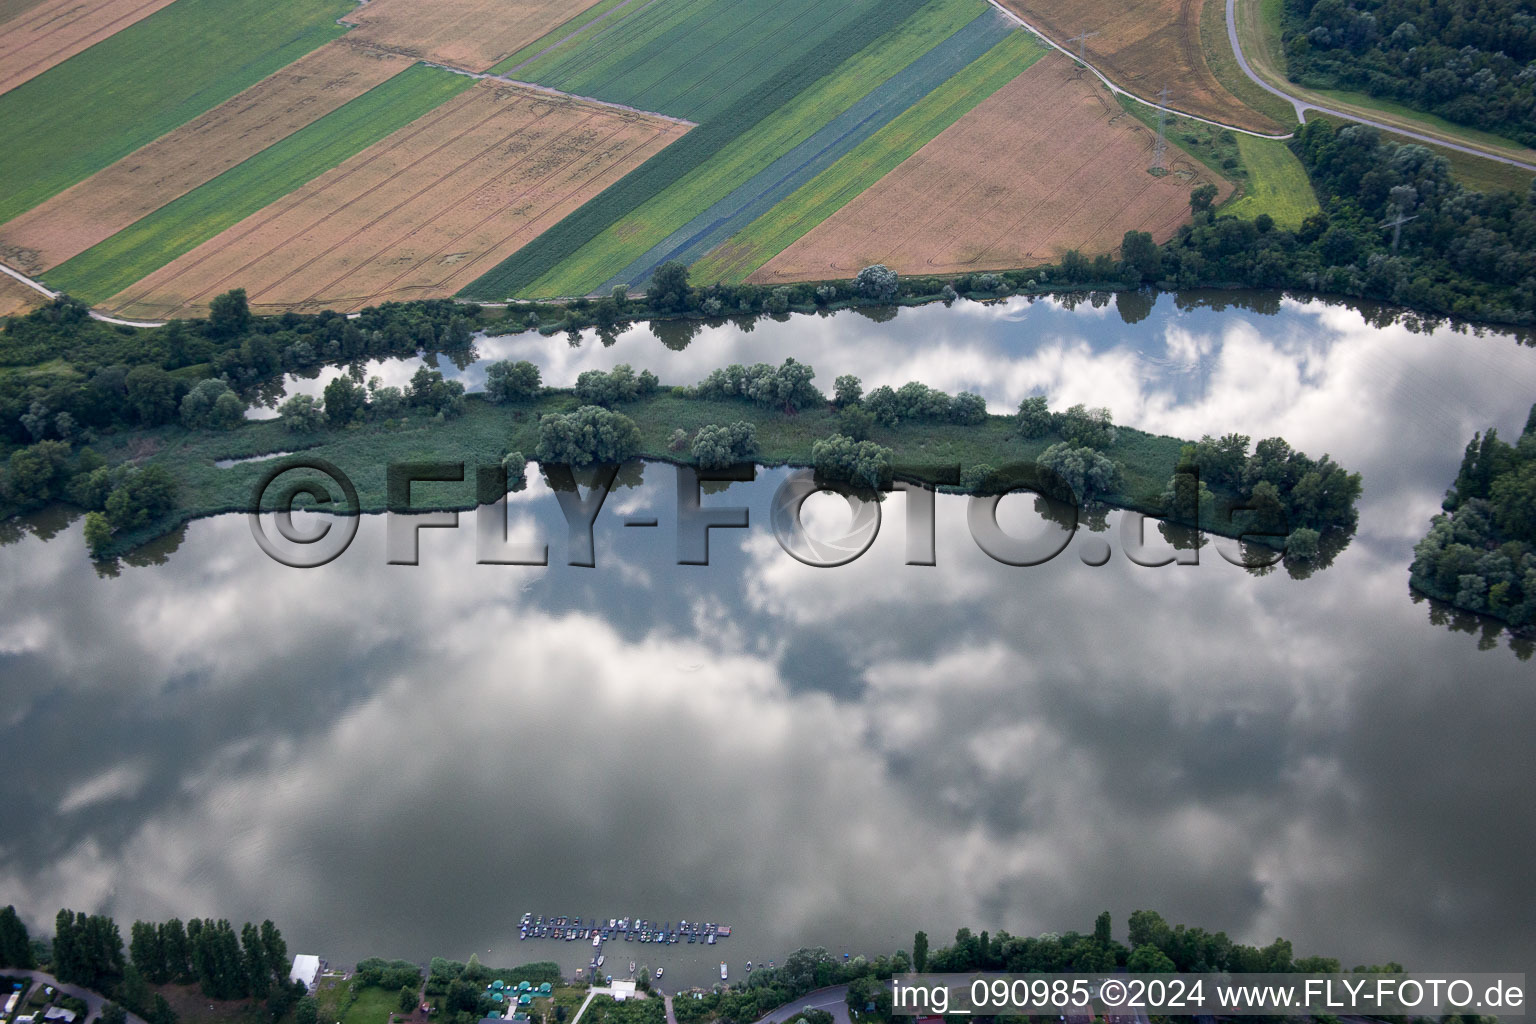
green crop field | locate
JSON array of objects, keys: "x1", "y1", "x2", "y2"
[
  {"x1": 46, "y1": 65, "x2": 474, "y2": 304},
  {"x1": 1223, "y1": 134, "x2": 1319, "y2": 229},
  {"x1": 0, "y1": 0, "x2": 355, "y2": 226},
  {"x1": 460, "y1": 0, "x2": 953, "y2": 299},
  {"x1": 693, "y1": 31, "x2": 1047, "y2": 284},
  {"x1": 489, "y1": 0, "x2": 638, "y2": 76},
  {"x1": 496, "y1": 0, "x2": 988, "y2": 298},
  {"x1": 513, "y1": 0, "x2": 901, "y2": 122}
]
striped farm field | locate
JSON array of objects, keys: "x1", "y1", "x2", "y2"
[
  {"x1": 469, "y1": 0, "x2": 990, "y2": 300},
  {"x1": 338, "y1": 0, "x2": 609, "y2": 72},
  {"x1": 0, "y1": 0, "x2": 179, "y2": 95},
  {"x1": 694, "y1": 30, "x2": 1047, "y2": 285},
  {"x1": 92, "y1": 82, "x2": 688, "y2": 320},
  {"x1": 45, "y1": 64, "x2": 475, "y2": 305},
  {"x1": 750, "y1": 53, "x2": 1233, "y2": 283},
  {"x1": 514, "y1": 0, "x2": 908, "y2": 122},
  {"x1": 490, "y1": 0, "x2": 647, "y2": 76},
  {"x1": 592, "y1": 9, "x2": 1021, "y2": 291},
  {"x1": 459, "y1": 0, "x2": 942, "y2": 299},
  {"x1": 0, "y1": 41, "x2": 415, "y2": 276},
  {"x1": 1223, "y1": 134, "x2": 1320, "y2": 229},
  {"x1": 0, "y1": 0, "x2": 355, "y2": 227}
]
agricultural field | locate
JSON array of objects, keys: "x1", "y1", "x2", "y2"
[
  {"x1": 511, "y1": 0, "x2": 911, "y2": 123},
  {"x1": 0, "y1": 275, "x2": 42, "y2": 318},
  {"x1": 694, "y1": 31, "x2": 1047, "y2": 284},
  {"x1": 96, "y1": 82, "x2": 687, "y2": 319},
  {"x1": 993, "y1": 0, "x2": 1281, "y2": 134},
  {"x1": 0, "y1": 0, "x2": 356, "y2": 226},
  {"x1": 47, "y1": 64, "x2": 476, "y2": 306},
  {"x1": 338, "y1": 0, "x2": 608, "y2": 73},
  {"x1": 0, "y1": 0, "x2": 180, "y2": 95},
  {"x1": 460, "y1": 0, "x2": 946, "y2": 298},
  {"x1": 0, "y1": 40, "x2": 415, "y2": 275},
  {"x1": 750, "y1": 53, "x2": 1231, "y2": 283}
]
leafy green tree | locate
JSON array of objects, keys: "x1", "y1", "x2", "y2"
[
  {"x1": 837, "y1": 404, "x2": 875, "y2": 441},
  {"x1": 1054, "y1": 404, "x2": 1116, "y2": 449},
  {"x1": 833, "y1": 375, "x2": 863, "y2": 407},
  {"x1": 1038, "y1": 442, "x2": 1122, "y2": 501},
  {"x1": 279, "y1": 394, "x2": 325, "y2": 433},
  {"x1": 400, "y1": 986, "x2": 418, "y2": 1013},
  {"x1": 1189, "y1": 183, "x2": 1219, "y2": 215},
  {"x1": 696, "y1": 359, "x2": 823, "y2": 412},
  {"x1": 208, "y1": 288, "x2": 252, "y2": 338},
  {"x1": 484, "y1": 360, "x2": 543, "y2": 403},
  {"x1": 574, "y1": 364, "x2": 658, "y2": 406},
  {"x1": 324, "y1": 376, "x2": 366, "y2": 427},
  {"x1": 295, "y1": 996, "x2": 318, "y2": 1024},
  {"x1": 911, "y1": 931, "x2": 928, "y2": 973},
  {"x1": 180, "y1": 379, "x2": 243, "y2": 429},
  {"x1": 690, "y1": 422, "x2": 757, "y2": 469},
  {"x1": 853, "y1": 264, "x2": 898, "y2": 301},
  {"x1": 104, "y1": 465, "x2": 177, "y2": 532},
  {"x1": 535, "y1": 406, "x2": 641, "y2": 465},
  {"x1": 1120, "y1": 230, "x2": 1162, "y2": 282},
  {"x1": 0, "y1": 905, "x2": 33, "y2": 967},
  {"x1": 811, "y1": 434, "x2": 891, "y2": 489},
  {"x1": 648, "y1": 261, "x2": 692, "y2": 312},
  {"x1": 6, "y1": 440, "x2": 70, "y2": 503},
  {"x1": 1126, "y1": 944, "x2": 1176, "y2": 972},
  {"x1": 101, "y1": 1006, "x2": 128, "y2": 1024},
  {"x1": 1015, "y1": 396, "x2": 1052, "y2": 438}
]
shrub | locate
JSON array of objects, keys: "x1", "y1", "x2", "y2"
[
  {"x1": 1037, "y1": 442, "x2": 1121, "y2": 501},
  {"x1": 811, "y1": 433, "x2": 891, "y2": 489},
  {"x1": 535, "y1": 406, "x2": 641, "y2": 465},
  {"x1": 853, "y1": 264, "x2": 898, "y2": 301},
  {"x1": 278, "y1": 394, "x2": 324, "y2": 433},
  {"x1": 485, "y1": 360, "x2": 542, "y2": 403},
  {"x1": 574, "y1": 364, "x2": 658, "y2": 406},
  {"x1": 690, "y1": 421, "x2": 758, "y2": 469}
]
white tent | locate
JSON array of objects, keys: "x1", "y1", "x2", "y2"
[{"x1": 290, "y1": 954, "x2": 322, "y2": 992}]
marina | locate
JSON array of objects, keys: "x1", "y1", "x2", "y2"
[{"x1": 519, "y1": 912, "x2": 732, "y2": 967}]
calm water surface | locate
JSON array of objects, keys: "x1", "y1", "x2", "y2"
[{"x1": 2, "y1": 293, "x2": 1534, "y2": 987}]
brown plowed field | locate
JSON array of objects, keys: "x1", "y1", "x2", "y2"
[
  {"x1": 749, "y1": 54, "x2": 1231, "y2": 285},
  {"x1": 994, "y1": 0, "x2": 1279, "y2": 134},
  {"x1": 0, "y1": 0, "x2": 179, "y2": 95},
  {"x1": 339, "y1": 0, "x2": 606, "y2": 72},
  {"x1": 103, "y1": 81, "x2": 688, "y2": 318},
  {"x1": 0, "y1": 41, "x2": 414, "y2": 275},
  {"x1": 0, "y1": 275, "x2": 44, "y2": 317}
]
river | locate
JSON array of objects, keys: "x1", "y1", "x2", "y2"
[{"x1": 1, "y1": 291, "x2": 1533, "y2": 988}]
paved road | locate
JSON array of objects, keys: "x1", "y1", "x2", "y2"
[
  {"x1": 981, "y1": 0, "x2": 1290, "y2": 139},
  {"x1": 1223, "y1": 0, "x2": 1536, "y2": 171},
  {"x1": 7, "y1": 970, "x2": 150, "y2": 1024},
  {"x1": 755, "y1": 985, "x2": 852, "y2": 1024}
]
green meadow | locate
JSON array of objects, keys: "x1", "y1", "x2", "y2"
[{"x1": 1223, "y1": 135, "x2": 1320, "y2": 229}]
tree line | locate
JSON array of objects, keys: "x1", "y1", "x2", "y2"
[
  {"x1": 1411, "y1": 402, "x2": 1536, "y2": 624},
  {"x1": 1284, "y1": 0, "x2": 1536, "y2": 146}
]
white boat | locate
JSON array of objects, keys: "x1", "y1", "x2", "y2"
[
  {"x1": 592, "y1": 934, "x2": 601, "y2": 947},
  {"x1": 720, "y1": 962, "x2": 728, "y2": 980},
  {"x1": 629, "y1": 961, "x2": 636, "y2": 973},
  {"x1": 597, "y1": 955, "x2": 605, "y2": 967},
  {"x1": 655, "y1": 968, "x2": 663, "y2": 980}
]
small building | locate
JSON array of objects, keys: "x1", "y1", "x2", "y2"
[
  {"x1": 4, "y1": 992, "x2": 19, "y2": 1014},
  {"x1": 610, "y1": 982, "x2": 636, "y2": 1003},
  {"x1": 43, "y1": 1008, "x2": 76, "y2": 1022},
  {"x1": 289, "y1": 954, "x2": 322, "y2": 992}
]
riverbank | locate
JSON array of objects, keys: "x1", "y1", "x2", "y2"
[{"x1": 54, "y1": 386, "x2": 1349, "y2": 562}]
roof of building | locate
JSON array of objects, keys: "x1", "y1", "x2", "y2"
[{"x1": 289, "y1": 954, "x2": 322, "y2": 986}]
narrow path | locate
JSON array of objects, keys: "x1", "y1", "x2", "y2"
[
  {"x1": 1223, "y1": 0, "x2": 1536, "y2": 171},
  {"x1": 417, "y1": 61, "x2": 696, "y2": 127},
  {"x1": 980, "y1": 0, "x2": 1292, "y2": 139},
  {"x1": 0, "y1": 259, "x2": 164, "y2": 327}
]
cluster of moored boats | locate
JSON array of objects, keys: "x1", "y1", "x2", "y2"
[{"x1": 520, "y1": 913, "x2": 731, "y2": 946}]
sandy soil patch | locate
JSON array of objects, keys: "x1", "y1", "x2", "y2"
[{"x1": 340, "y1": 0, "x2": 607, "y2": 72}]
